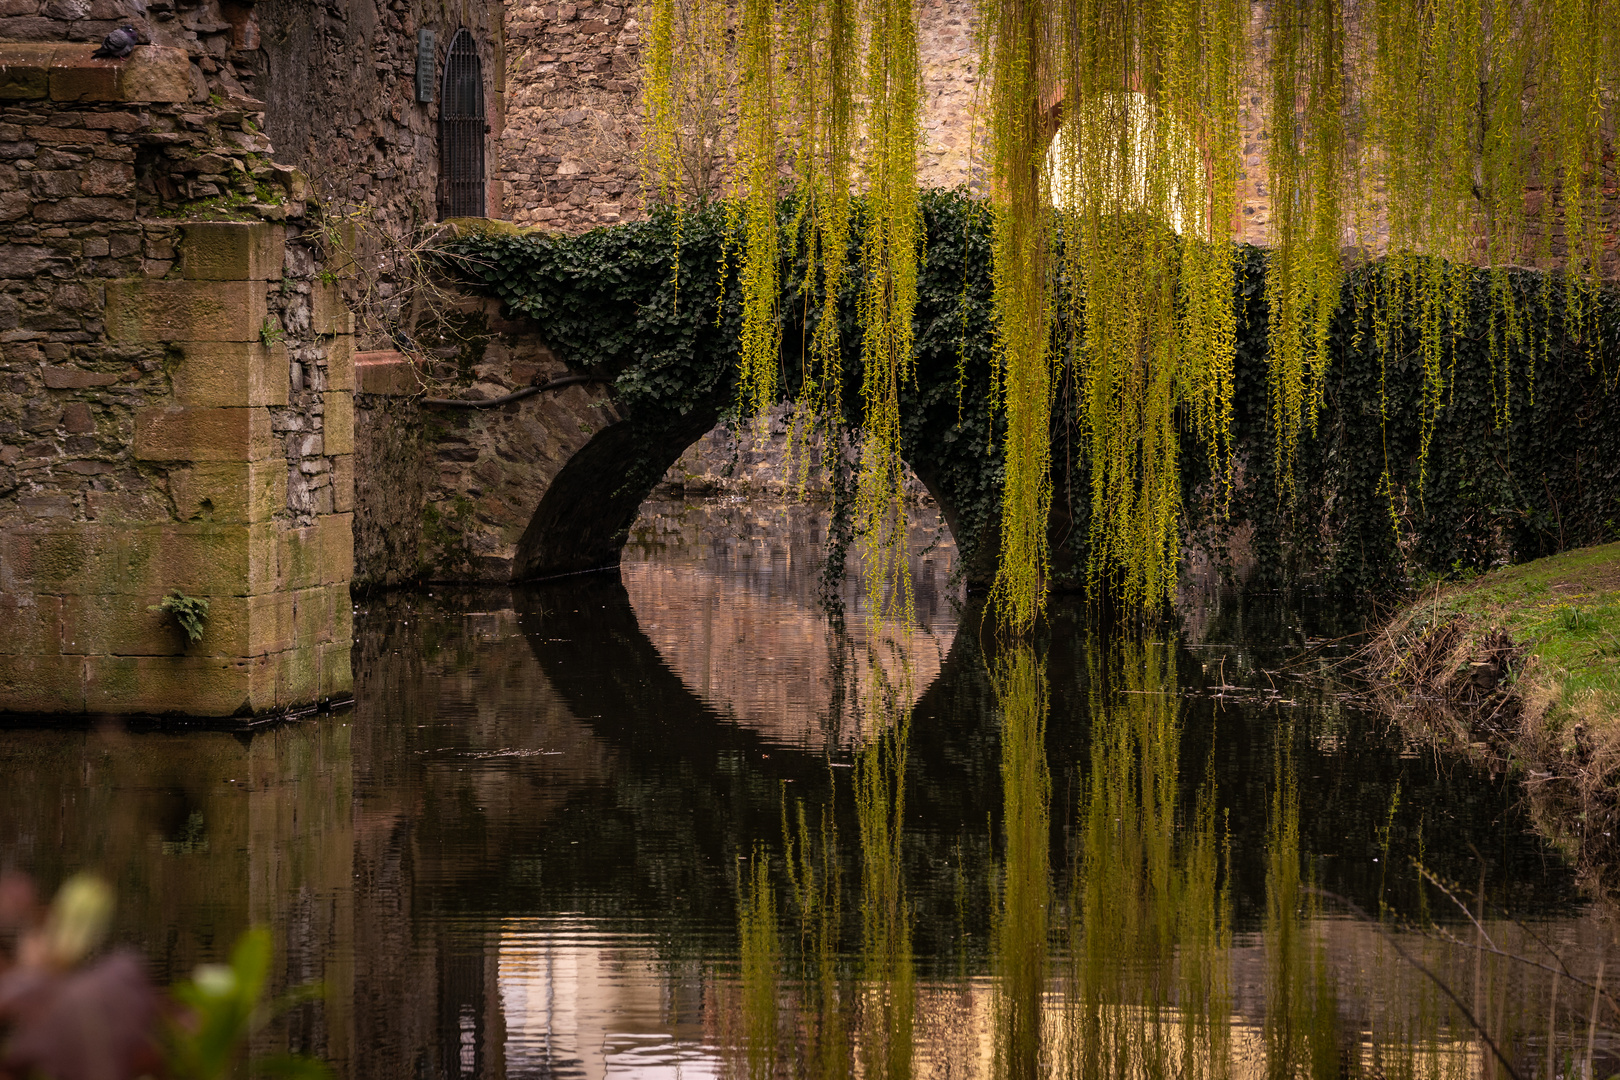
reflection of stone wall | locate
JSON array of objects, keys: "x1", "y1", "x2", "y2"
[
  {"x1": 623, "y1": 496, "x2": 959, "y2": 749},
  {"x1": 0, "y1": 717, "x2": 355, "y2": 1063}
]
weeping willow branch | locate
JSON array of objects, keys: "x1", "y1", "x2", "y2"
[{"x1": 639, "y1": 0, "x2": 1618, "y2": 626}]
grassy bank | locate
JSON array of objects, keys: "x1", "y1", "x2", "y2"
[{"x1": 1370, "y1": 542, "x2": 1620, "y2": 886}]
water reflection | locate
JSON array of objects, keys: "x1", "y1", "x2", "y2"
[
  {"x1": 622, "y1": 495, "x2": 957, "y2": 750},
  {"x1": 0, "y1": 497, "x2": 1612, "y2": 1080}
]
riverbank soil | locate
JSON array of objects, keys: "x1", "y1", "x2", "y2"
[{"x1": 1370, "y1": 542, "x2": 1620, "y2": 888}]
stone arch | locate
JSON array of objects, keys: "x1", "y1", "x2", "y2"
[{"x1": 508, "y1": 399, "x2": 988, "y2": 585}]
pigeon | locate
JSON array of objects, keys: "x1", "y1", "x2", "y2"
[{"x1": 91, "y1": 25, "x2": 139, "y2": 59}]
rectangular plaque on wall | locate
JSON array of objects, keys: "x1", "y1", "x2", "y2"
[{"x1": 416, "y1": 28, "x2": 435, "y2": 103}]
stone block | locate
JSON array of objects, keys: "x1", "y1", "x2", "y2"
[
  {"x1": 325, "y1": 335, "x2": 353, "y2": 391},
  {"x1": 330, "y1": 585, "x2": 352, "y2": 645},
  {"x1": 317, "y1": 640, "x2": 352, "y2": 700},
  {"x1": 82, "y1": 653, "x2": 269, "y2": 716},
  {"x1": 46, "y1": 48, "x2": 116, "y2": 101},
  {"x1": 0, "y1": 43, "x2": 52, "y2": 99},
  {"x1": 1, "y1": 526, "x2": 110, "y2": 594},
  {"x1": 275, "y1": 524, "x2": 321, "y2": 592},
  {"x1": 45, "y1": 44, "x2": 190, "y2": 103},
  {"x1": 0, "y1": 654, "x2": 83, "y2": 712},
  {"x1": 248, "y1": 590, "x2": 295, "y2": 655},
  {"x1": 170, "y1": 341, "x2": 288, "y2": 408},
  {"x1": 273, "y1": 644, "x2": 318, "y2": 709},
  {"x1": 42, "y1": 365, "x2": 119, "y2": 389},
  {"x1": 0, "y1": 593, "x2": 60, "y2": 654},
  {"x1": 324, "y1": 391, "x2": 353, "y2": 454},
  {"x1": 309, "y1": 280, "x2": 352, "y2": 336},
  {"x1": 134, "y1": 405, "x2": 274, "y2": 462},
  {"x1": 179, "y1": 222, "x2": 285, "y2": 281},
  {"x1": 354, "y1": 350, "x2": 415, "y2": 395},
  {"x1": 84, "y1": 488, "x2": 171, "y2": 523},
  {"x1": 105, "y1": 278, "x2": 267, "y2": 344},
  {"x1": 318, "y1": 513, "x2": 353, "y2": 587},
  {"x1": 112, "y1": 46, "x2": 190, "y2": 103},
  {"x1": 291, "y1": 584, "x2": 332, "y2": 647},
  {"x1": 331, "y1": 454, "x2": 353, "y2": 513},
  {"x1": 60, "y1": 592, "x2": 254, "y2": 657},
  {"x1": 168, "y1": 460, "x2": 286, "y2": 524}
]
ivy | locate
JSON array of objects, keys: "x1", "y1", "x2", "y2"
[{"x1": 442, "y1": 191, "x2": 1620, "y2": 599}]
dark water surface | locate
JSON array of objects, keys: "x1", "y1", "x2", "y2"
[{"x1": 1, "y1": 496, "x2": 1613, "y2": 1079}]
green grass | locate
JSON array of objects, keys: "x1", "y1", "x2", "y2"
[{"x1": 1416, "y1": 542, "x2": 1620, "y2": 725}]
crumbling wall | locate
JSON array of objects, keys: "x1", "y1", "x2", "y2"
[{"x1": 0, "y1": 45, "x2": 354, "y2": 716}]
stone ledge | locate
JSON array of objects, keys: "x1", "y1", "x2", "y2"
[
  {"x1": 0, "y1": 43, "x2": 191, "y2": 103},
  {"x1": 354, "y1": 350, "x2": 417, "y2": 396}
]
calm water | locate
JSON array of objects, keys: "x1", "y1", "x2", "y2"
[{"x1": 1, "y1": 496, "x2": 1612, "y2": 1080}]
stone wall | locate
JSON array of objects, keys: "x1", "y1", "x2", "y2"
[
  {"x1": 254, "y1": 0, "x2": 506, "y2": 343},
  {"x1": 0, "y1": 45, "x2": 355, "y2": 717},
  {"x1": 496, "y1": 0, "x2": 986, "y2": 232}
]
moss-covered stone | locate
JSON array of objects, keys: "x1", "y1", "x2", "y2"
[
  {"x1": 105, "y1": 279, "x2": 269, "y2": 344},
  {"x1": 180, "y1": 222, "x2": 286, "y2": 282}
]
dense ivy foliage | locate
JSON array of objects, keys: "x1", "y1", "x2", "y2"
[{"x1": 443, "y1": 190, "x2": 1619, "y2": 598}]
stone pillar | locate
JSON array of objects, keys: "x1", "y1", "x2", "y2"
[{"x1": 0, "y1": 223, "x2": 354, "y2": 718}]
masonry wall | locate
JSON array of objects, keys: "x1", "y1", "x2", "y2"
[{"x1": 0, "y1": 45, "x2": 355, "y2": 716}]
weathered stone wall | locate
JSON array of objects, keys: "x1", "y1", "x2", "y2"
[
  {"x1": 352, "y1": 350, "x2": 425, "y2": 588},
  {"x1": 253, "y1": 0, "x2": 506, "y2": 344},
  {"x1": 495, "y1": 0, "x2": 986, "y2": 232},
  {"x1": 0, "y1": 46, "x2": 356, "y2": 716},
  {"x1": 412, "y1": 297, "x2": 621, "y2": 580}
]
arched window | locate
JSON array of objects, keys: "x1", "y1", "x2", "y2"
[{"x1": 439, "y1": 29, "x2": 486, "y2": 219}]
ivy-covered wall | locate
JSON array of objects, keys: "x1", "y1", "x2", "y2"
[{"x1": 444, "y1": 190, "x2": 1620, "y2": 596}]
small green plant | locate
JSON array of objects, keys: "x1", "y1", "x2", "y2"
[
  {"x1": 1557, "y1": 605, "x2": 1594, "y2": 633},
  {"x1": 168, "y1": 928, "x2": 328, "y2": 1080},
  {"x1": 259, "y1": 317, "x2": 285, "y2": 346},
  {"x1": 150, "y1": 590, "x2": 210, "y2": 644}
]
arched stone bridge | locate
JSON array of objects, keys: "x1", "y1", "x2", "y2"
[
  {"x1": 354, "y1": 290, "x2": 1005, "y2": 590},
  {"x1": 353, "y1": 197, "x2": 1017, "y2": 591}
]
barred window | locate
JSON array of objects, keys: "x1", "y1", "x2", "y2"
[{"x1": 438, "y1": 29, "x2": 485, "y2": 219}]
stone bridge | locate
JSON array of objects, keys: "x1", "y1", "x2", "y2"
[{"x1": 353, "y1": 206, "x2": 1013, "y2": 594}]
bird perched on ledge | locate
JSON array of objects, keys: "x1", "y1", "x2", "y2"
[{"x1": 91, "y1": 25, "x2": 139, "y2": 59}]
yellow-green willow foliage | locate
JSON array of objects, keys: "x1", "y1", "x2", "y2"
[
  {"x1": 991, "y1": 645, "x2": 1050, "y2": 1080},
  {"x1": 737, "y1": 0, "x2": 781, "y2": 419},
  {"x1": 1062, "y1": 639, "x2": 1231, "y2": 1080},
  {"x1": 1262, "y1": 742, "x2": 1340, "y2": 1080},
  {"x1": 785, "y1": 0, "x2": 858, "y2": 495},
  {"x1": 1264, "y1": 0, "x2": 1343, "y2": 493},
  {"x1": 643, "y1": 0, "x2": 1619, "y2": 623},
  {"x1": 782, "y1": 796, "x2": 849, "y2": 1079},
  {"x1": 853, "y1": 0, "x2": 924, "y2": 630},
  {"x1": 1039, "y1": 0, "x2": 1246, "y2": 611},
  {"x1": 982, "y1": 0, "x2": 1055, "y2": 633}
]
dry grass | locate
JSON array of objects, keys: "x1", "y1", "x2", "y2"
[{"x1": 1366, "y1": 542, "x2": 1620, "y2": 895}]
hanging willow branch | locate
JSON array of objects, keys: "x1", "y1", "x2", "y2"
[{"x1": 640, "y1": 0, "x2": 1618, "y2": 632}]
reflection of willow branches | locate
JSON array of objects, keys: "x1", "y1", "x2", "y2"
[
  {"x1": 819, "y1": 611, "x2": 857, "y2": 750},
  {"x1": 1063, "y1": 637, "x2": 1231, "y2": 1080},
  {"x1": 782, "y1": 796, "x2": 849, "y2": 1079},
  {"x1": 992, "y1": 645, "x2": 1050, "y2": 1080},
  {"x1": 737, "y1": 843, "x2": 780, "y2": 1080},
  {"x1": 1263, "y1": 736, "x2": 1340, "y2": 1080},
  {"x1": 856, "y1": 659, "x2": 915, "y2": 1080}
]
